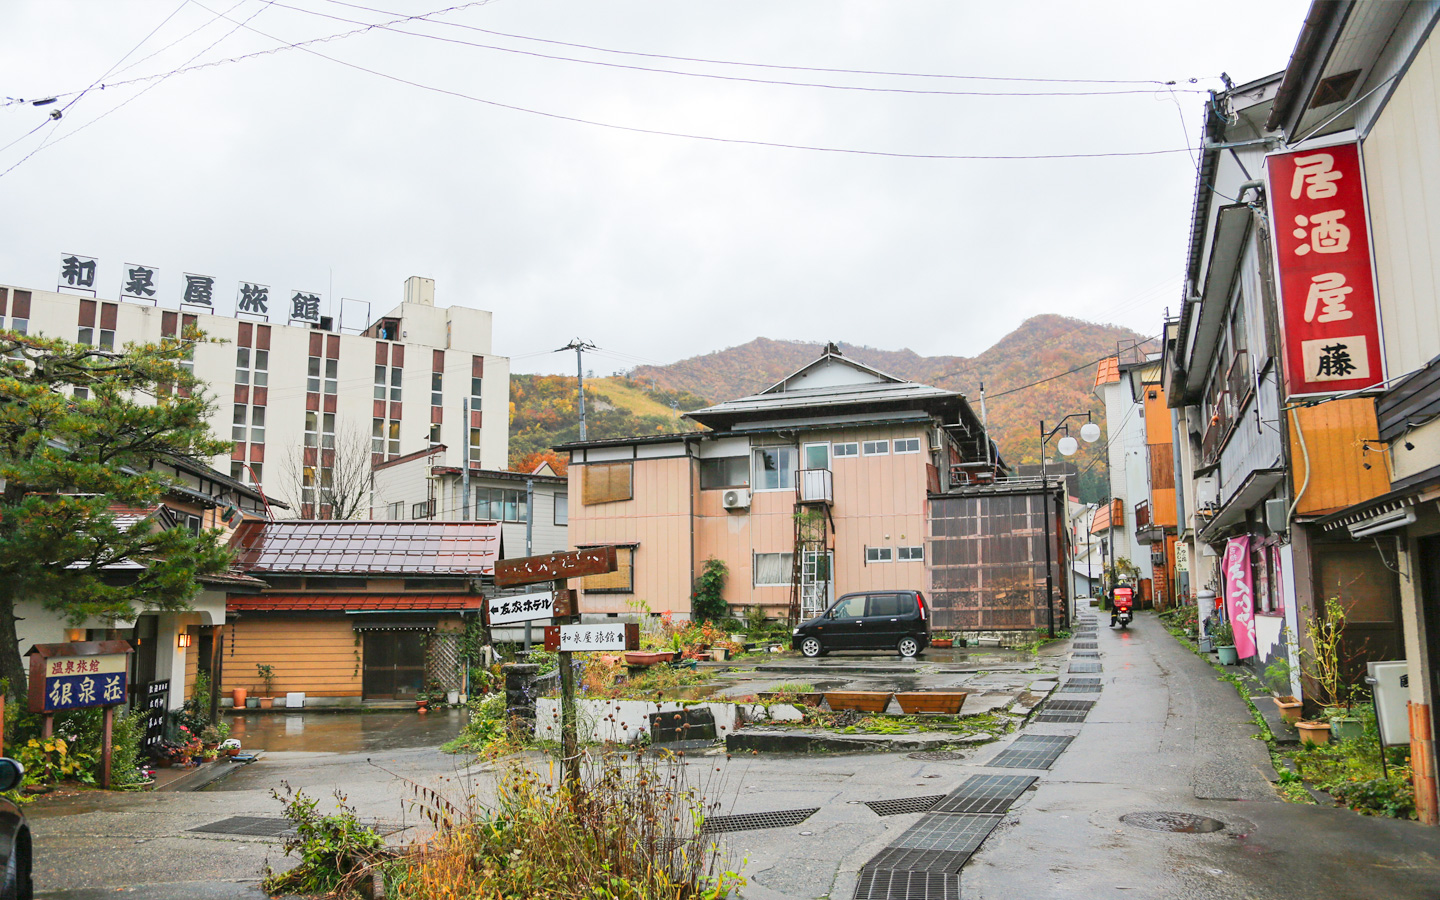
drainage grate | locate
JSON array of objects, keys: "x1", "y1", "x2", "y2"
[
  {"x1": 1072, "y1": 650, "x2": 1100, "y2": 658},
  {"x1": 864, "y1": 796, "x2": 946, "y2": 817},
  {"x1": 908, "y1": 750, "x2": 966, "y2": 761},
  {"x1": 702, "y1": 808, "x2": 818, "y2": 833},
  {"x1": 892, "y1": 813, "x2": 1002, "y2": 853},
  {"x1": 988, "y1": 734, "x2": 1072, "y2": 769},
  {"x1": 1043, "y1": 699, "x2": 1095, "y2": 712},
  {"x1": 1120, "y1": 811, "x2": 1226, "y2": 833},
  {"x1": 932, "y1": 774, "x2": 1037, "y2": 815},
  {"x1": 1062, "y1": 677, "x2": 1102, "y2": 686},
  {"x1": 1058, "y1": 682, "x2": 1102, "y2": 693},
  {"x1": 1034, "y1": 710, "x2": 1088, "y2": 723},
  {"x1": 188, "y1": 816, "x2": 405, "y2": 838},
  {"x1": 862, "y1": 847, "x2": 968, "y2": 874},
  {"x1": 1073, "y1": 641, "x2": 1098, "y2": 648},
  {"x1": 853, "y1": 868, "x2": 960, "y2": 900},
  {"x1": 1068, "y1": 662, "x2": 1103, "y2": 673}
]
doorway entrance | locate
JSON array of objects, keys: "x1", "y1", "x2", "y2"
[{"x1": 361, "y1": 631, "x2": 428, "y2": 700}]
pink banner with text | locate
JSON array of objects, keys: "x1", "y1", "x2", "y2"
[{"x1": 1222, "y1": 536, "x2": 1257, "y2": 659}]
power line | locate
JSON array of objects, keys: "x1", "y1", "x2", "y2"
[
  {"x1": 270, "y1": 0, "x2": 1208, "y2": 98},
  {"x1": 320, "y1": 0, "x2": 1206, "y2": 88},
  {"x1": 985, "y1": 335, "x2": 1161, "y2": 401},
  {"x1": 165, "y1": 2, "x2": 1204, "y2": 162}
]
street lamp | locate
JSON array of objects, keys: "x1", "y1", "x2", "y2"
[{"x1": 1039, "y1": 412, "x2": 1100, "y2": 637}]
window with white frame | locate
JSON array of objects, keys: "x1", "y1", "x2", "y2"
[
  {"x1": 894, "y1": 438, "x2": 922, "y2": 454},
  {"x1": 431, "y1": 372, "x2": 443, "y2": 407},
  {"x1": 752, "y1": 447, "x2": 797, "y2": 491},
  {"x1": 554, "y1": 493, "x2": 568, "y2": 525},
  {"x1": 898, "y1": 546, "x2": 924, "y2": 561},
  {"x1": 862, "y1": 440, "x2": 889, "y2": 456},
  {"x1": 476, "y1": 487, "x2": 528, "y2": 523},
  {"x1": 754, "y1": 552, "x2": 794, "y2": 586},
  {"x1": 387, "y1": 501, "x2": 404, "y2": 520},
  {"x1": 865, "y1": 546, "x2": 893, "y2": 563},
  {"x1": 833, "y1": 442, "x2": 859, "y2": 458}
]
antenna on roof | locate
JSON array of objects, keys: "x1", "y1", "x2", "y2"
[{"x1": 824, "y1": 341, "x2": 841, "y2": 356}]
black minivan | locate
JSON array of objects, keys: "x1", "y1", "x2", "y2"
[{"x1": 791, "y1": 590, "x2": 930, "y2": 659}]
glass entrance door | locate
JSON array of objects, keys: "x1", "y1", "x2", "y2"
[{"x1": 362, "y1": 631, "x2": 428, "y2": 700}]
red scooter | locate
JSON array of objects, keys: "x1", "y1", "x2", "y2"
[{"x1": 1111, "y1": 586, "x2": 1134, "y2": 628}]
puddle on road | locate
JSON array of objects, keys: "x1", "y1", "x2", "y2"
[{"x1": 220, "y1": 708, "x2": 466, "y2": 755}]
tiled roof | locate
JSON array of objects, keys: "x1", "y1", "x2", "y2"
[
  {"x1": 1094, "y1": 357, "x2": 1121, "y2": 386},
  {"x1": 228, "y1": 593, "x2": 482, "y2": 612},
  {"x1": 231, "y1": 520, "x2": 500, "y2": 575}
]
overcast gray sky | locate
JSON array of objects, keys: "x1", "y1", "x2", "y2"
[{"x1": 1, "y1": 1, "x2": 1309, "y2": 375}]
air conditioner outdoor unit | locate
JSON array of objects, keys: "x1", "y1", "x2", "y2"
[{"x1": 722, "y1": 488, "x2": 751, "y2": 510}]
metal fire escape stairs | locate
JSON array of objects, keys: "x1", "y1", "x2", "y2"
[{"x1": 788, "y1": 469, "x2": 835, "y2": 626}]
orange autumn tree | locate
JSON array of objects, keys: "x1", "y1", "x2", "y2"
[{"x1": 513, "y1": 449, "x2": 568, "y2": 477}]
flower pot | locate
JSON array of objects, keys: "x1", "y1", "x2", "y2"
[
  {"x1": 231, "y1": 687, "x2": 248, "y2": 708},
  {"x1": 824, "y1": 691, "x2": 893, "y2": 713},
  {"x1": 1216, "y1": 645, "x2": 1239, "y2": 665},
  {"x1": 710, "y1": 648, "x2": 729, "y2": 662},
  {"x1": 258, "y1": 697, "x2": 274, "y2": 709},
  {"x1": 1329, "y1": 715, "x2": 1364, "y2": 742},
  {"x1": 246, "y1": 697, "x2": 260, "y2": 709},
  {"x1": 895, "y1": 691, "x2": 968, "y2": 716},
  {"x1": 1296, "y1": 720, "x2": 1331, "y2": 746},
  {"x1": 624, "y1": 651, "x2": 675, "y2": 667},
  {"x1": 1198, "y1": 638, "x2": 1213, "y2": 653},
  {"x1": 447, "y1": 690, "x2": 460, "y2": 706},
  {"x1": 930, "y1": 639, "x2": 954, "y2": 649},
  {"x1": 1273, "y1": 696, "x2": 1302, "y2": 725},
  {"x1": 225, "y1": 747, "x2": 241, "y2": 758}
]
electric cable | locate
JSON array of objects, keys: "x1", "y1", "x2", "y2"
[
  {"x1": 269, "y1": 0, "x2": 1208, "y2": 98},
  {"x1": 319, "y1": 0, "x2": 1209, "y2": 88}
]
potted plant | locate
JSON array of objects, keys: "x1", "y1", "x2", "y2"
[
  {"x1": 1212, "y1": 621, "x2": 1237, "y2": 665},
  {"x1": 415, "y1": 690, "x2": 429, "y2": 712},
  {"x1": 231, "y1": 686, "x2": 248, "y2": 709},
  {"x1": 824, "y1": 691, "x2": 893, "y2": 713},
  {"x1": 895, "y1": 690, "x2": 968, "y2": 715},
  {"x1": 1298, "y1": 596, "x2": 1351, "y2": 745},
  {"x1": 931, "y1": 633, "x2": 954, "y2": 649},
  {"x1": 256, "y1": 664, "x2": 276, "y2": 709},
  {"x1": 1263, "y1": 656, "x2": 1302, "y2": 724}
]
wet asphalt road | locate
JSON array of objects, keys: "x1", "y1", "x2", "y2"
[{"x1": 25, "y1": 610, "x2": 1440, "y2": 898}]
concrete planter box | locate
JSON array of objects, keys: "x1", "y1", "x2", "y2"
[
  {"x1": 824, "y1": 691, "x2": 892, "y2": 713},
  {"x1": 895, "y1": 691, "x2": 968, "y2": 716},
  {"x1": 624, "y1": 651, "x2": 675, "y2": 667}
]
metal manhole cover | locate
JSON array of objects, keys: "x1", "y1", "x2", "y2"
[
  {"x1": 908, "y1": 750, "x2": 966, "y2": 761},
  {"x1": 188, "y1": 816, "x2": 405, "y2": 837},
  {"x1": 702, "y1": 807, "x2": 818, "y2": 833},
  {"x1": 864, "y1": 795, "x2": 946, "y2": 817},
  {"x1": 1120, "y1": 811, "x2": 1226, "y2": 833}
]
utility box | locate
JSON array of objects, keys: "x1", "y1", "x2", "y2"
[{"x1": 1367, "y1": 660, "x2": 1409, "y2": 746}]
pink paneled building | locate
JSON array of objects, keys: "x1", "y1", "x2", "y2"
[{"x1": 559, "y1": 345, "x2": 1005, "y2": 623}]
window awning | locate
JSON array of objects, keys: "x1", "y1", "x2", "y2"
[
  {"x1": 227, "y1": 593, "x2": 481, "y2": 613},
  {"x1": 1199, "y1": 468, "x2": 1285, "y2": 544}
]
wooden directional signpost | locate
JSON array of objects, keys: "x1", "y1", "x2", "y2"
[{"x1": 494, "y1": 546, "x2": 627, "y2": 785}]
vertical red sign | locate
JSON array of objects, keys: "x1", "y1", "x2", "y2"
[{"x1": 1265, "y1": 142, "x2": 1385, "y2": 397}]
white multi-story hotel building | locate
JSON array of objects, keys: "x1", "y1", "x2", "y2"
[{"x1": 0, "y1": 275, "x2": 510, "y2": 517}]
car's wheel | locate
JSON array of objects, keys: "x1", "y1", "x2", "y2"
[
  {"x1": 898, "y1": 637, "x2": 920, "y2": 659},
  {"x1": 800, "y1": 636, "x2": 823, "y2": 658}
]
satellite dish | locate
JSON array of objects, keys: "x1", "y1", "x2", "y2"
[
  {"x1": 1057, "y1": 436, "x2": 1079, "y2": 456},
  {"x1": 1080, "y1": 422, "x2": 1102, "y2": 443}
]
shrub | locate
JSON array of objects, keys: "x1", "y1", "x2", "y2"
[
  {"x1": 262, "y1": 783, "x2": 385, "y2": 896},
  {"x1": 690, "y1": 558, "x2": 728, "y2": 623},
  {"x1": 443, "y1": 693, "x2": 511, "y2": 755},
  {"x1": 384, "y1": 752, "x2": 743, "y2": 899},
  {"x1": 744, "y1": 605, "x2": 769, "y2": 634}
]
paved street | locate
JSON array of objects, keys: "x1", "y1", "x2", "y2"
[{"x1": 27, "y1": 610, "x2": 1440, "y2": 898}]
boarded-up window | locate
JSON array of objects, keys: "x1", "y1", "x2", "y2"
[
  {"x1": 1147, "y1": 442, "x2": 1175, "y2": 488},
  {"x1": 583, "y1": 546, "x2": 634, "y2": 593},
  {"x1": 583, "y1": 463, "x2": 633, "y2": 505}
]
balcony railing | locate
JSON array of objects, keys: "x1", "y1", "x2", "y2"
[{"x1": 798, "y1": 468, "x2": 833, "y2": 504}]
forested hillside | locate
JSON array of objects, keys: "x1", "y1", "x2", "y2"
[{"x1": 509, "y1": 315, "x2": 1150, "y2": 501}]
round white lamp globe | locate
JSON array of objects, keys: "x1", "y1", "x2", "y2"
[
  {"x1": 1080, "y1": 422, "x2": 1102, "y2": 443},
  {"x1": 1057, "y1": 436, "x2": 1079, "y2": 456}
]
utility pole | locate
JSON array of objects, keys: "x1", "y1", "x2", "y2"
[
  {"x1": 560, "y1": 339, "x2": 597, "y2": 441},
  {"x1": 524, "y1": 478, "x2": 535, "y2": 651},
  {"x1": 461, "y1": 398, "x2": 470, "y2": 520}
]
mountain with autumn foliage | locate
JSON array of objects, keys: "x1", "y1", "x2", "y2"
[{"x1": 509, "y1": 315, "x2": 1149, "y2": 500}]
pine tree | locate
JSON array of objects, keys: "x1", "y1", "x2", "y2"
[{"x1": 0, "y1": 328, "x2": 232, "y2": 697}]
